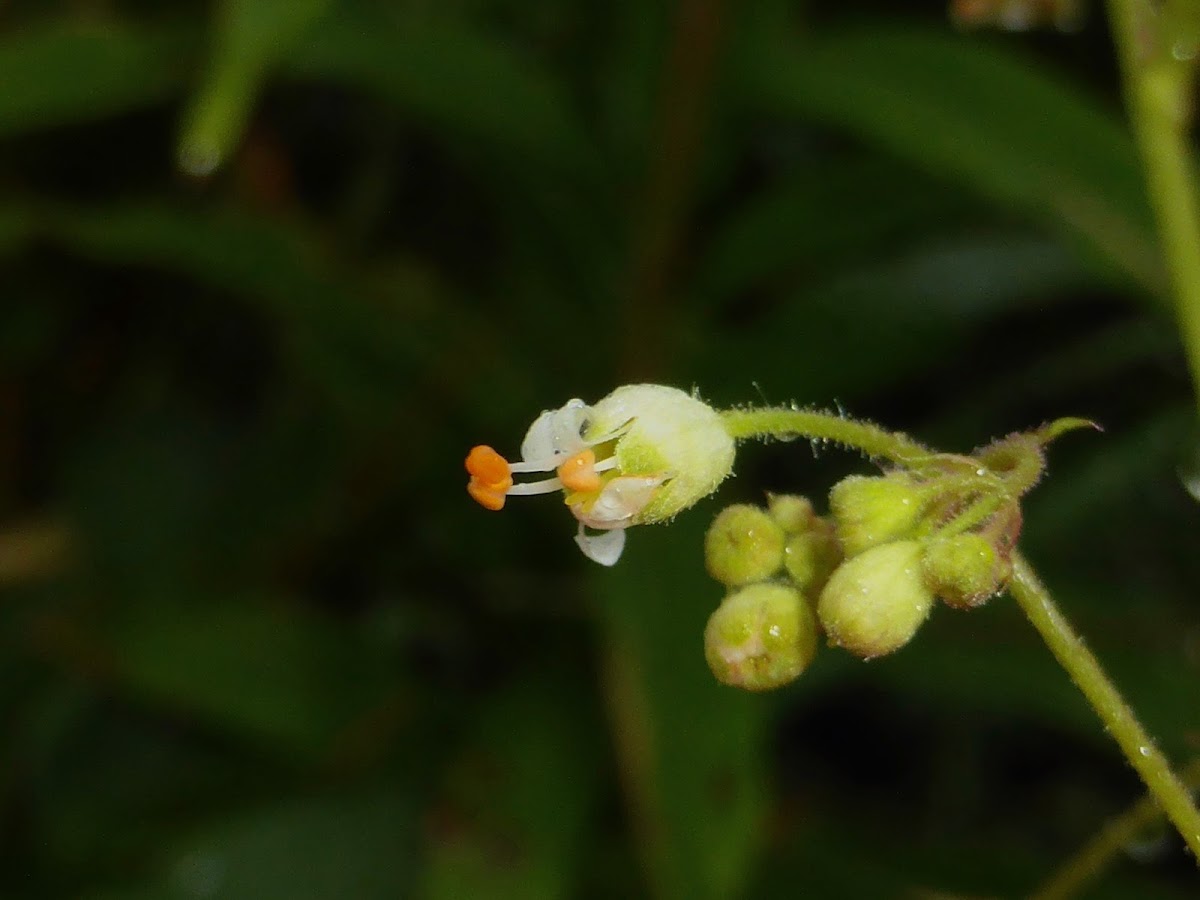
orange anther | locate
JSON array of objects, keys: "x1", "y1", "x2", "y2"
[
  {"x1": 466, "y1": 445, "x2": 513, "y2": 491},
  {"x1": 466, "y1": 445, "x2": 513, "y2": 511},
  {"x1": 468, "y1": 481, "x2": 507, "y2": 511},
  {"x1": 557, "y1": 449, "x2": 602, "y2": 493}
]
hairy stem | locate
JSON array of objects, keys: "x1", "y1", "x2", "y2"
[
  {"x1": 1032, "y1": 757, "x2": 1200, "y2": 900},
  {"x1": 720, "y1": 407, "x2": 930, "y2": 465},
  {"x1": 1107, "y1": 0, "x2": 1200, "y2": 411},
  {"x1": 1010, "y1": 553, "x2": 1200, "y2": 862}
]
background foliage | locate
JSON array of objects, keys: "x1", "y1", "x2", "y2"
[{"x1": 1, "y1": 0, "x2": 1198, "y2": 897}]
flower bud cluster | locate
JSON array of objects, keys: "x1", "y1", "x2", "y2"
[
  {"x1": 704, "y1": 459, "x2": 1027, "y2": 688},
  {"x1": 702, "y1": 495, "x2": 842, "y2": 690},
  {"x1": 818, "y1": 463, "x2": 1020, "y2": 660}
]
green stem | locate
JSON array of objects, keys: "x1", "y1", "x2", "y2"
[
  {"x1": 1009, "y1": 553, "x2": 1200, "y2": 862},
  {"x1": 926, "y1": 490, "x2": 1005, "y2": 540},
  {"x1": 1031, "y1": 757, "x2": 1200, "y2": 900},
  {"x1": 1107, "y1": 0, "x2": 1200, "y2": 411},
  {"x1": 976, "y1": 436, "x2": 1046, "y2": 496},
  {"x1": 720, "y1": 407, "x2": 929, "y2": 465}
]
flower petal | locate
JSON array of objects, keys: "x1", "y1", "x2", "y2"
[
  {"x1": 520, "y1": 399, "x2": 589, "y2": 463},
  {"x1": 519, "y1": 409, "x2": 559, "y2": 464},
  {"x1": 573, "y1": 475, "x2": 665, "y2": 529},
  {"x1": 575, "y1": 524, "x2": 626, "y2": 566},
  {"x1": 552, "y1": 400, "x2": 590, "y2": 450}
]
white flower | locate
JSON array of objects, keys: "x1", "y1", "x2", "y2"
[{"x1": 466, "y1": 384, "x2": 735, "y2": 565}]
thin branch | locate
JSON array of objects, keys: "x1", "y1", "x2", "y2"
[
  {"x1": 1031, "y1": 757, "x2": 1200, "y2": 899},
  {"x1": 1010, "y1": 552, "x2": 1200, "y2": 862}
]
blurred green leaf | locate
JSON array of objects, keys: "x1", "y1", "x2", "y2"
[
  {"x1": 85, "y1": 788, "x2": 418, "y2": 900},
  {"x1": 286, "y1": 12, "x2": 598, "y2": 176},
  {"x1": 737, "y1": 27, "x2": 1164, "y2": 296},
  {"x1": 594, "y1": 2, "x2": 667, "y2": 176},
  {"x1": 179, "y1": 0, "x2": 332, "y2": 174},
  {"x1": 104, "y1": 598, "x2": 397, "y2": 757},
  {"x1": 1024, "y1": 406, "x2": 1190, "y2": 553},
  {"x1": 595, "y1": 518, "x2": 767, "y2": 900},
  {"x1": 927, "y1": 315, "x2": 1177, "y2": 441},
  {"x1": 749, "y1": 806, "x2": 1197, "y2": 900},
  {"x1": 420, "y1": 671, "x2": 603, "y2": 900},
  {"x1": 699, "y1": 232, "x2": 1098, "y2": 402},
  {"x1": 64, "y1": 410, "x2": 226, "y2": 594},
  {"x1": 31, "y1": 202, "x2": 438, "y2": 415},
  {"x1": 22, "y1": 688, "x2": 267, "y2": 894},
  {"x1": 0, "y1": 295, "x2": 64, "y2": 369},
  {"x1": 693, "y1": 156, "x2": 974, "y2": 306},
  {"x1": 0, "y1": 22, "x2": 190, "y2": 136}
]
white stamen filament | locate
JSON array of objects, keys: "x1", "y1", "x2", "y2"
[
  {"x1": 508, "y1": 453, "x2": 619, "y2": 477},
  {"x1": 506, "y1": 477, "x2": 564, "y2": 496},
  {"x1": 508, "y1": 458, "x2": 563, "y2": 474}
]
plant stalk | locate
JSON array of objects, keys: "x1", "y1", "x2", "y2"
[
  {"x1": 1010, "y1": 552, "x2": 1200, "y2": 862},
  {"x1": 1107, "y1": 0, "x2": 1200, "y2": 413},
  {"x1": 720, "y1": 407, "x2": 930, "y2": 465}
]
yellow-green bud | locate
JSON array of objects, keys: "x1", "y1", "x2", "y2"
[
  {"x1": 817, "y1": 540, "x2": 935, "y2": 659},
  {"x1": 704, "y1": 504, "x2": 786, "y2": 587},
  {"x1": 782, "y1": 517, "x2": 841, "y2": 596},
  {"x1": 704, "y1": 583, "x2": 818, "y2": 691},
  {"x1": 766, "y1": 493, "x2": 815, "y2": 534},
  {"x1": 829, "y1": 474, "x2": 925, "y2": 557},
  {"x1": 922, "y1": 533, "x2": 1012, "y2": 609},
  {"x1": 585, "y1": 384, "x2": 735, "y2": 525}
]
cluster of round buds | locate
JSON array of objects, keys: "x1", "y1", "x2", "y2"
[
  {"x1": 702, "y1": 495, "x2": 842, "y2": 690},
  {"x1": 703, "y1": 439, "x2": 1045, "y2": 687},
  {"x1": 817, "y1": 456, "x2": 1024, "y2": 659}
]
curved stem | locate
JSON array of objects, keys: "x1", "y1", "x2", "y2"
[
  {"x1": 976, "y1": 436, "x2": 1046, "y2": 496},
  {"x1": 720, "y1": 407, "x2": 929, "y2": 465},
  {"x1": 1009, "y1": 553, "x2": 1200, "y2": 862},
  {"x1": 1031, "y1": 757, "x2": 1200, "y2": 900}
]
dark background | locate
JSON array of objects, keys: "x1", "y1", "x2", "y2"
[{"x1": 0, "y1": 0, "x2": 1197, "y2": 897}]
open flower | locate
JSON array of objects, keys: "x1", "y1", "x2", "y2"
[{"x1": 465, "y1": 384, "x2": 735, "y2": 565}]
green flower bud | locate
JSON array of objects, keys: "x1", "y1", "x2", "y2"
[
  {"x1": 586, "y1": 384, "x2": 735, "y2": 525},
  {"x1": 817, "y1": 540, "x2": 934, "y2": 659},
  {"x1": 705, "y1": 504, "x2": 786, "y2": 587},
  {"x1": 766, "y1": 493, "x2": 815, "y2": 534},
  {"x1": 783, "y1": 517, "x2": 842, "y2": 596},
  {"x1": 704, "y1": 583, "x2": 818, "y2": 691},
  {"x1": 922, "y1": 533, "x2": 1012, "y2": 609},
  {"x1": 829, "y1": 474, "x2": 925, "y2": 557}
]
